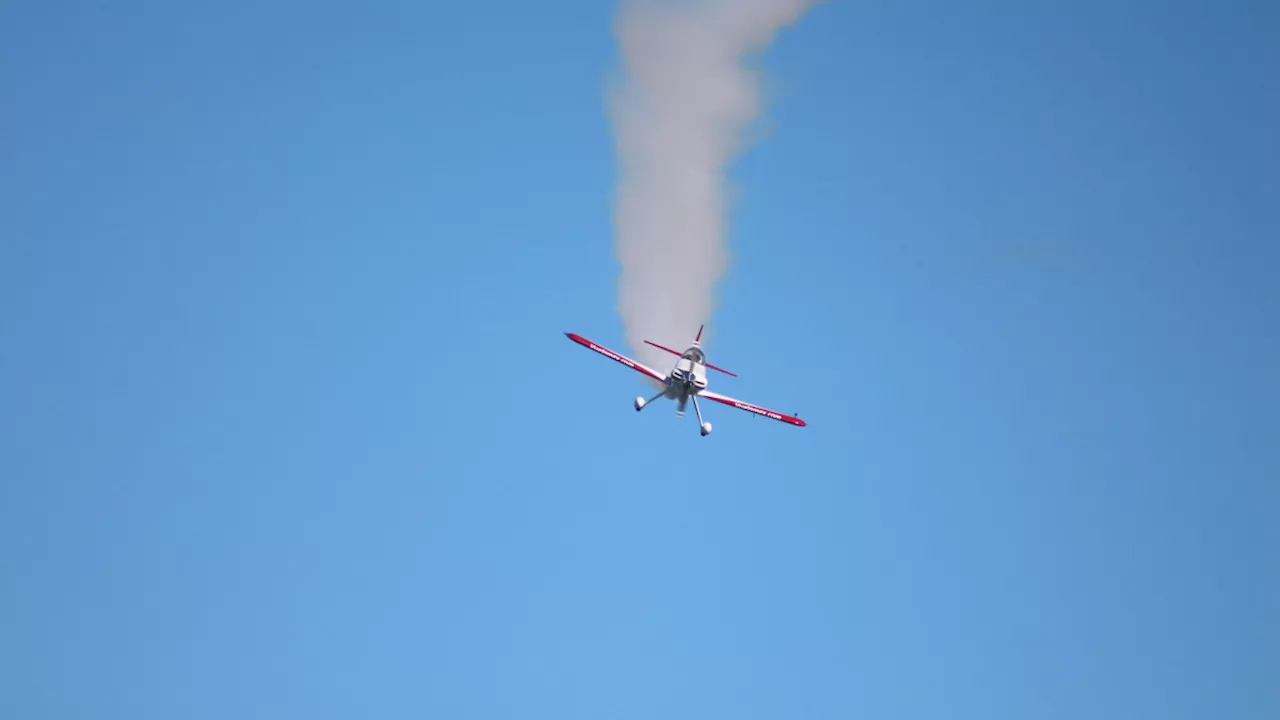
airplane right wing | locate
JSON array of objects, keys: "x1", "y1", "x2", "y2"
[
  {"x1": 698, "y1": 389, "x2": 807, "y2": 427},
  {"x1": 565, "y1": 332, "x2": 667, "y2": 384}
]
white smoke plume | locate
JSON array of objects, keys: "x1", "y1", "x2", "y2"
[{"x1": 607, "y1": 0, "x2": 822, "y2": 371}]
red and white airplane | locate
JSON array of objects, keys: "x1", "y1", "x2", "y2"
[{"x1": 564, "y1": 325, "x2": 806, "y2": 436}]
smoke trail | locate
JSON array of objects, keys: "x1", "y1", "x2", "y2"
[{"x1": 607, "y1": 0, "x2": 822, "y2": 370}]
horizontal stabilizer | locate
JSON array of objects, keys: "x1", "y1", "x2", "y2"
[
  {"x1": 706, "y1": 362, "x2": 737, "y2": 378},
  {"x1": 643, "y1": 339, "x2": 684, "y2": 358},
  {"x1": 643, "y1": 339, "x2": 737, "y2": 376}
]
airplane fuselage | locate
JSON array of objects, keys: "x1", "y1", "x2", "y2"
[
  {"x1": 658, "y1": 345, "x2": 708, "y2": 405},
  {"x1": 665, "y1": 348, "x2": 707, "y2": 394},
  {"x1": 634, "y1": 344, "x2": 713, "y2": 429}
]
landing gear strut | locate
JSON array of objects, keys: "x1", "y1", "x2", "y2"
[
  {"x1": 692, "y1": 395, "x2": 712, "y2": 436},
  {"x1": 634, "y1": 390, "x2": 664, "y2": 411}
]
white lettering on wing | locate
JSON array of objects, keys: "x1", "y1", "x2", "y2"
[
  {"x1": 733, "y1": 401, "x2": 782, "y2": 421},
  {"x1": 590, "y1": 343, "x2": 640, "y2": 372}
]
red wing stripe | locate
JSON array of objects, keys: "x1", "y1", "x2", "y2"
[
  {"x1": 565, "y1": 332, "x2": 665, "y2": 382},
  {"x1": 699, "y1": 391, "x2": 806, "y2": 427}
]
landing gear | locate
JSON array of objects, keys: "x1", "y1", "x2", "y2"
[
  {"x1": 635, "y1": 390, "x2": 664, "y2": 411},
  {"x1": 634, "y1": 389, "x2": 711, "y2": 436},
  {"x1": 692, "y1": 395, "x2": 712, "y2": 436}
]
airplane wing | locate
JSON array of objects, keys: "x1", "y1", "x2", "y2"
[
  {"x1": 698, "y1": 389, "x2": 807, "y2": 427},
  {"x1": 564, "y1": 332, "x2": 667, "y2": 384}
]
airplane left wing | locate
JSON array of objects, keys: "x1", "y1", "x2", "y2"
[
  {"x1": 698, "y1": 389, "x2": 807, "y2": 427},
  {"x1": 565, "y1": 332, "x2": 667, "y2": 384}
]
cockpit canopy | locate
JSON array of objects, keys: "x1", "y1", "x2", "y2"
[{"x1": 682, "y1": 347, "x2": 706, "y2": 364}]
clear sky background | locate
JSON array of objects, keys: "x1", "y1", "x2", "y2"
[{"x1": 3, "y1": 1, "x2": 1277, "y2": 718}]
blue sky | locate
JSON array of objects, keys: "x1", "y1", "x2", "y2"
[{"x1": 3, "y1": 1, "x2": 1277, "y2": 718}]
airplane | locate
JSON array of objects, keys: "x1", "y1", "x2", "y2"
[{"x1": 564, "y1": 324, "x2": 806, "y2": 436}]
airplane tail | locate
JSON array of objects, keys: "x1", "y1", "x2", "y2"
[
  {"x1": 642, "y1": 324, "x2": 738, "y2": 377},
  {"x1": 694, "y1": 325, "x2": 739, "y2": 376}
]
